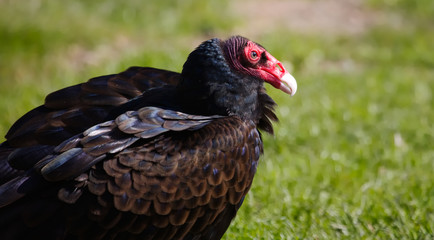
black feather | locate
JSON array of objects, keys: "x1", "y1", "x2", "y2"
[{"x1": 0, "y1": 36, "x2": 290, "y2": 239}]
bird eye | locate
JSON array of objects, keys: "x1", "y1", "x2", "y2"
[{"x1": 250, "y1": 50, "x2": 259, "y2": 60}]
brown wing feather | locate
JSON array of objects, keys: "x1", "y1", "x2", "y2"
[
  {"x1": 4, "y1": 67, "x2": 180, "y2": 147},
  {"x1": 66, "y1": 117, "x2": 261, "y2": 239},
  {"x1": 0, "y1": 111, "x2": 262, "y2": 239}
]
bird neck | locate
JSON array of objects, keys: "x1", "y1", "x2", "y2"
[{"x1": 176, "y1": 38, "x2": 272, "y2": 126}]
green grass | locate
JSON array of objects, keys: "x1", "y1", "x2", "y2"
[{"x1": 0, "y1": 0, "x2": 433, "y2": 239}]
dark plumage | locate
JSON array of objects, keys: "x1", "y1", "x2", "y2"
[{"x1": 0, "y1": 36, "x2": 297, "y2": 239}]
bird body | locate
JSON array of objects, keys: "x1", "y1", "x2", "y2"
[{"x1": 0, "y1": 36, "x2": 296, "y2": 239}]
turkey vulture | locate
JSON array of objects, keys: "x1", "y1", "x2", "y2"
[{"x1": 0, "y1": 36, "x2": 297, "y2": 239}]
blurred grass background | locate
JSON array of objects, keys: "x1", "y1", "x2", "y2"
[{"x1": 0, "y1": 0, "x2": 433, "y2": 239}]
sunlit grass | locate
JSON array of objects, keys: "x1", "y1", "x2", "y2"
[{"x1": 225, "y1": 9, "x2": 433, "y2": 239}]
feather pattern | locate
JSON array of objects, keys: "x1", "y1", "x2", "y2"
[{"x1": 0, "y1": 36, "x2": 295, "y2": 239}]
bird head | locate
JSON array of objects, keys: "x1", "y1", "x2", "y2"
[
  {"x1": 179, "y1": 36, "x2": 297, "y2": 123},
  {"x1": 222, "y1": 36, "x2": 297, "y2": 96}
]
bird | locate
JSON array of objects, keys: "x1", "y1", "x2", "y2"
[{"x1": 0, "y1": 36, "x2": 297, "y2": 239}]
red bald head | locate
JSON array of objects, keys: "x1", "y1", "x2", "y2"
[{"x1": 222, "y1": 36, "x2": 297, "y2": 96}]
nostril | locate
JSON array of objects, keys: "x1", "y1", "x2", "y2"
[{"x1": 276, "y1": 63, "x2": 284, "y2": 73}]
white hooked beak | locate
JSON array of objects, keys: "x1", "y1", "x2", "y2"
[{"x1": 279, "y1": 72, "x2": 297, "y2": 96}]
